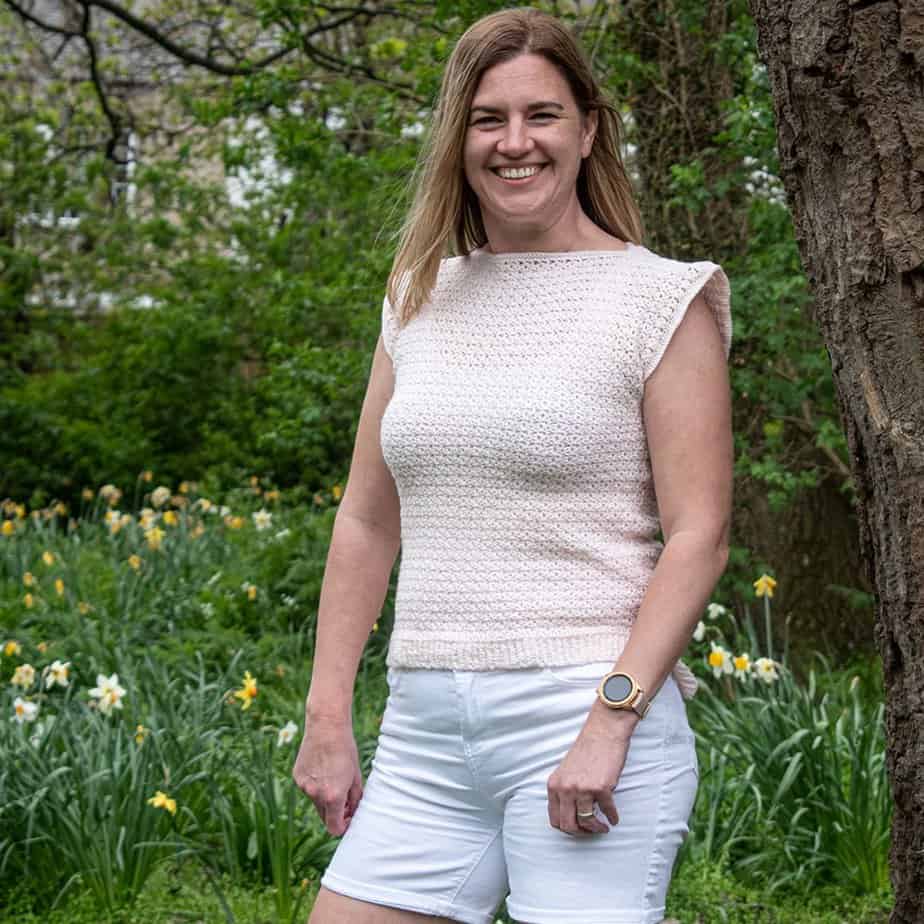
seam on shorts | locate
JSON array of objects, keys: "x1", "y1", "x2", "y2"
[
  {"x1": 452, "y1": 672, "x2": 487, "y2": 794},
  {"x1": 320, "y1": 869, "x2": 494, "y2": 924},
  {"x1": 641, "y1": 693, "x2": 671, "y2": 920},
  {"x1": 448, "y1": 824, "x2": 505, "y2": 909}
]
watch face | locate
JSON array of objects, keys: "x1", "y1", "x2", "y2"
[{"x1": 602, "y1": 673, "x2": 633, "y2": 704}]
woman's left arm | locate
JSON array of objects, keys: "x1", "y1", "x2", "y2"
[
  {"x1": 590, "y1": 288, "x2": 733, "y2": 728},
  {"x1": 547, "y1": 290, "x2": 732, "y2": 835}
]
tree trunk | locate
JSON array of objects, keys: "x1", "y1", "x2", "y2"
[{"x1": 748, "y1": 2, "x2": 924, "y2": 919}]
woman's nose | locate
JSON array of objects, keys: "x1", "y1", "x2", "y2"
[{"x1": 497, "y1": 118, "x2": 534, "y2": 154}]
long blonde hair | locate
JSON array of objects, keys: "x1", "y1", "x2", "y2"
[{"x1": 385, "y1": 6, "x2": 644, "y2": 327}]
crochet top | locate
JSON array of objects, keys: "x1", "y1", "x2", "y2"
[{"x1": 378, "y1": 242, "x2": 731, "y2": 699}]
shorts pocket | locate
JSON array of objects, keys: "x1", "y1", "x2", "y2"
[
  {"x1": 541, "y1": 661, "x2": 615, "y2": 688},
  {"x1": 386, "y1": 666, "x2": 402, "y2": 694}
]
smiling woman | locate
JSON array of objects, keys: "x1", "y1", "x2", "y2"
[{"x1": 297, "y1": 7, "x2": 732, "y2": 924}]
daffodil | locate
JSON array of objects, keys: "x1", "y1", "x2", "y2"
[
  {"x1": 54, "y1": 578, "x2": 64, "y2": 597},
  {"x1": 128, "y1": 554, "x2": 142, "y2": 571},
  {"x1": 241, "y1": 582, "x2": 257, "y2": 601},
  {"x1": 150, "y1": 486, "x2": 171, "y2": 509},
  {"x1": 145, "y1": 526, "x2": 165, "y2": 551},
  {"x1": 4, "y1": 640, "x2": 22, "y2": 657},
  {"x1": 82, "y1": 487, "x2": 95, "y2": 501},
  {"x1": 78, "y1": 601, "x2": 92, "y2": 615},
  {"x1": 13, "y1": 696, "x2": 39, "y2": 724},
  {"x1": 754, "y1": 574, "x2": 777, "y2": 597},
  {"x1": 707, "y1": 642, "x2": 734, "y2": 678},
  {"x1": 43, "y1": 660, "x2": 70, "y2": 689},
  {"x1": 11, "y1": 663, "x2": 35, "y2": 689},
  {"x1": 89, "y1": 673, "x2": 127, "y2": 715},
  {"x1": 733, "y1": 652, "x2": 752, "y2": 679},
  {"x1": 754, "y1": 657, "x2": 780, "y2": 683},
  {"x1": 141, "y1": 470, "x2": 153, "y2": 482},
  {"x1": 277, "y1": 720, "x2": 298, "y2": 747},
  {"x1": 190, "y1": 522, "x2": 204, "y2": 539},
  {"x1": 42, "y1": 550, "x2": 55, "y2": 566},
  {"x1": 147, "y1": 790, "x2": 177, "y2": 815},
  {"x1": 331, "y1": 484, "x2": 343, "y2": 501},
  {"x1": 252, "y1": 509, "x2": 272, "y2": 530},
  {"x1": 36, "y1": 641, "x2": 48, "y2": 654},
  {"x1": 692, "y1": 620, "x2": 706, "y2": 642},
  {"x1": 225, "y1": 515, "x2": 244, "y2": 529},
  {"x1": 163, "y1": 510, "x2": 178, "y2": 526},
  {"x1": 23, "y1": 593, "x2": 34, "y2": 608},
  {"x1": 22, "y1": 572, "x2": 34, "y2": 587},
  {"x1": 705, "y1": 602, "x2": 727, "y2": 620},
  {"x1": 233, "y1": 671, "x2": 258, "y2": 710},
  {"x1": 135, "y1": 724, "x2": 148, "y2": 745}
]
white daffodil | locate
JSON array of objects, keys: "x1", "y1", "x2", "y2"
[
  {"x1": 706, "y1": 602, "x2": 727, "y2": 620},
  {"x1": 274, "y1": 528, "x2": 291, "y2": 542},
  {"x1": 44, "y1": 659, "x2": 71, "y2": 689},
  {"x1": 754, "y1": 657, "x2": 780, "y2": 684},
  {"x1": 281, "y1": 594, "x2": 296, "y2": 608},
  {"x1": 252, "y1": 509, "x2": 272, "y2": 530},
  {"x1": 707, "y1": 642, "x2": 734, "y2": 678},
  {"x1": 277, "y1": 720, "x2": 298, "y2": 747},
  {"x1": 150, "y1": 486, "x2": 172, "y2": 509},
  {"x1": 733, "y1": 652, "x2": 752, "y2": 680},
  {"x1": 11, "y1": 663, "x2": 36, "y2": 689},
  {"x1": 692, "y1": 620, "x2": 706, "y2": 642},
  {"x1": 89, "y1": 673, "x2": 127, "y2": 715},
  {"x1": 13, "y1": 696, "x2": 39, "y2": 724}
]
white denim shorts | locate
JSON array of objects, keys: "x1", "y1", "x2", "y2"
[{"x1": 320, "y1": 661, "x2": 699, "y2": 924}]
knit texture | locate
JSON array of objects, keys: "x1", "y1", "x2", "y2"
[{"x1": 379, "y1": 242, "x2": 731, "y2": 699}]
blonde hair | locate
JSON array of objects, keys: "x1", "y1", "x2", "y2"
[{"x1": 385, "y1": 6, "x2": 644, "y2": 327}]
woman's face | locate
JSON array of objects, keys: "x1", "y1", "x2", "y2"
[{"x1": 463, "y1": 53, "x2": 597, "y2": 242}]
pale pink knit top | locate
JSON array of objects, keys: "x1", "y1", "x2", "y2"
[{"x1": 379, "y1": 242, "x2": 731, "y2": 699}]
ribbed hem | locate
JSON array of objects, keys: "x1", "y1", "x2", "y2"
[{"x1": 386, "y1": 627, "x2": 634, "y2": 670}]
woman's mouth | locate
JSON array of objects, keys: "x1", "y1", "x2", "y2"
[{"x1": 490, "y1": 164, "x2": 548, "y2": 185}]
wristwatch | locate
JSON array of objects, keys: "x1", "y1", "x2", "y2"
[{"x1": 596, "y1": 670, "x2": 653, "y2": 719}]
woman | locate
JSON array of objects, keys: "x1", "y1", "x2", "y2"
[{"x1": 294, "y1": 7, "x2": 732, "y2": 923}]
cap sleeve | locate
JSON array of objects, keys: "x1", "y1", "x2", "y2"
[{"x1": 641, "y1": 261, "x2": 732, "y2": 383}]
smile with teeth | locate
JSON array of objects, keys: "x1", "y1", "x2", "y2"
[{"x1": 492, "y1": 164, "x2": 547, "y2": 181}]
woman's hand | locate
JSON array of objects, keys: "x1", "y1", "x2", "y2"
[
  {"x1": 292, "y1": 714, "x2": 364, "y2": 837},
  {"x1": 546, "y1": 703, "x2": 639, "y2": 835}
]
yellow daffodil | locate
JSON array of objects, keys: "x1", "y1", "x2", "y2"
[
  {"x1": 36, "y1": 641, "x2": 48, "y2": 654},
  {"x1": 163, "y1": 510, "x2": 178, "y2": 526},
  {"x1": 12, "y1": 663, "x2": 36, "y2": 688},
  {"x1": 372, "y1": 621, "x2": 379, "y2": 633},
  {"x1": 241, "y1": 582, "x2": 257, "y2": 601},
  {"x1": 145, "y1": 526, "x2": 165, "y2": 551},
  {"x1": 179, "y1": 481, "x2": 190, "y2": 494},
  {"x1": 224, "y1": 515, "x2": 244, "y2": 529},
  {"x1": 1, "y1": 520, "x2": 13, "y2": 537},
  {"x1": 275, "y1": 664, "x2": 286, "y2": 677},
  {"x1": 190, "y1": 523, "x2": 204, "y2": 539},
  {"x1": 331, "y1": 484, "x2": 343, "y2": 501},
  {"x1": 54, "y1": 502, "x2": 67, "y2": 516},
  {"x1": 264, "y1": 489, "x2": 279, "y2": 503},
  {"x1": 14, "y1": 504, "x2": 25, "y2": 519},
  {"x1": 141, "y1": 470, "x2": 153, "y2": 482},
  {"x1": 23, "y1": 593, "x2": 34, "y2": 608},
  {"x1": 754, "y1": 574, "x2": 777, "y2": 597},
  {"x1": 23, "y1": 572, "x2": 34, "y2": 587},
  {"x1": 4, "y1": 640, "x2": 22, "y2": 657},
  {"x1": 135, "y1": 724, "x2": 148, "y2": 745},
  {"x1": 250, "y1": 475, "x2": 259, "y2": 487},
  {"x1": 81, "y1": 487, "x2": 95, "y2": 501},
  {"x1": 78, "y1": 601, "x2": 92, "y2": 615},
  {"x1": 147, "y1": 790, "x2": 177, "y2": 815},
  {"x1": 54, "y1": 578, "x2": 64, "y2": 597},
  {"x1": 707, "y1": 642, "x2": 734, "y2": 678},
  {"x1": 128, "y1": 555, "x2": 141, "y2": 571},
  {"x1": 42, "y1": 550, "x2": 55, "y2": 566},
  {"x1": 233, "y1": 671, "x2": 258, "y2": 710}
]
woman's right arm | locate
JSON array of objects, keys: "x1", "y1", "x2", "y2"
[
  {"x1": 293, "y1": 334, "x2": 401, "y2": 834},
  {"x1": 305, "y1": 333, "x2": 401, "y2": 723}
]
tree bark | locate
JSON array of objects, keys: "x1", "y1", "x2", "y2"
[{"x1": 748, "y1": 1, "x2": 924, "y2": 919}]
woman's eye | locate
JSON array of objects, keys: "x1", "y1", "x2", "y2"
[{"x1": 471, "y1": 113, "x2": 557, "y2": 125}]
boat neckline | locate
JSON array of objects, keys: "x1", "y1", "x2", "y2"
[{"x1": 467, "y1": 241, "x2": 641, "y2": 260}]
